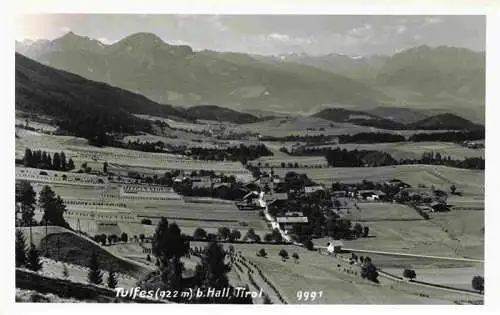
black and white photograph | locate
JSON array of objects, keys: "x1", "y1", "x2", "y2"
[{"x1": 5, "y1": 2, "x2": 498, "y2": 310}]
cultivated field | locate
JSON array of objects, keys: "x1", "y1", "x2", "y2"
[
  {"x1": 16, "y1": 127, "x2": 253, "y2": 181},
  {"x1": 238, "y1": 116, "x2": 455, "y2": 138},
  {"x1": 210, "y1": 243, "x2": 457, "y2": 304},
  {"x1": 239, "y1": 116, "x2": 384, "y2": 137},
  {"x1": 430, "y1": 210, "x2": 484, "y2": 259},
  {"x1": 347, "y1": 202, "x2": 424, "y2": 222},
  {"x1": 314, "y1": 141, "x2": 484, "y2": 160},
  {"x1": 318, "y1": 201, "x2": 483, "y2": 265},
  {"x1": 263, "y1": 164, "x2": 484, "y2": 196},
  {"x1": 383, "y1": 266, "x2": 484, "y2": 291}
]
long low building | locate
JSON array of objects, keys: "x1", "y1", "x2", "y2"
[
  {"x1": 63, "y1": 204, "x2": 139, "y2": 235},
  {"x1": 65, "y1": 206, "x2": 137, "y2": 223},
  {"x1": 16, "y1": 166, "x2": 107, "y2": 186},
  {"x1": 276, "y1": 216, "x2": 309, "y2": 224}
]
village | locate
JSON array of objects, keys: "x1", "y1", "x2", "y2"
[
  {"x1": 15, "y1": 126, "x2": 485, "y2": 304},
  {"x1": 12, "y1": 14, "x2": 487, "y2": 306}
]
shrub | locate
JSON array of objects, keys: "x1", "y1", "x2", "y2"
[
  {"x1": 193, "y1": 228, "x2": 208, "y2": 240},
  {"x1": 472, "y1": 275, "x2": 484, "y2": 293},
  {"x1": 403, "y1": 269, "x2": 416, "y2": 280},
  {"x1": 304, "y1": 239, "x2": 314, "y2": 250},
  {"x1": 256, "y1": 248, "x2": 267, "y2": 258},
  {"x1": 141, "y1": 218, "x2": 152, "y2": 225},
  {"x1": 278, "y1": 249, "x2": 289, "y2": 261},
  {"x1": 120, "y1": 232, "x2": 128, "y2": 243}
]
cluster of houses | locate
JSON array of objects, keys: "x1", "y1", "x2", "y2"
[{"x1": 462, "y1": 141, "x2": 484, "y2": 149}]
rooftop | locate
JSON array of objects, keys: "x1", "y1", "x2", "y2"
[{"x1": 276, "y1": 216, "x2": 309, "y2": 223}]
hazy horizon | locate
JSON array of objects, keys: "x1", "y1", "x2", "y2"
[{"x1": 16, "y1": 14, "x2": 485, "y2": 56}]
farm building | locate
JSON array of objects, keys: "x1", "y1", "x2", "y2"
[
  {"x1": 264, "y1": 193, "x2": 288, "y2": 204},
  {"x1": 63, "y1": 204, "x2": 139, "y2": 235},
  {"x1": 16, "y1": 166, "x2": 106, "y2": 185},
  {"x1": 276, "y1": 215, "x2": 309, "y2": 234},
  {"x1": 276, "y1": 216, "x2": 308, "y2": 224},
  {"x1": 384, "y1": 179, "x2": 408, "y2": 187},
  {"x1": 236, "y1": 191, "x2": 265, "y2": 210},
  {"x1": 267, "y1": 198, "x2": 288, "y2": 210},
  {"x1": 119, "y1": 184, "x2": 182, "y2": 200},
  {"x1": 190, "y1": 175, "x2": 213, "y2": 183},
  {"x1": 304, "y1": 185, "x2": 325, "y2": 194},
  {"x1": 191, "y1": 181, "x2": 213, "y2": 189},
  {"x1": 327, "y1": 240, "x2": 344, "y2": 253},
  {"x1": 396, "y1": 187, "x2": 447, "y2": 203},
  {"x1": 332, "y1": 190, "x2": 348, "y2": 198},
  {"x1": 357, "y1": 190, "x2": 386, "y2": 201},
  {"x1": 430, "y1": 201, "x2": 450, "y2": 212},
  {"x1": 463, "y1": 141, "x2": 484, "y2": 149},
  {"x1": 259, "y1": 176, "x2": 272, "y2": 185},
  {"x1": 283, "y1": 211, "x2": 304, "y2": 217}
]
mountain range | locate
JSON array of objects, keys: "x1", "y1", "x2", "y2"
[
  {"x1": 253, "y1": 52, "x2": 388, "y2": 82},
  {"x1": 256, "y1": 46, "x2": 485, "y2": 123},
  {"x1": 16, "y1": 32, "x2": 385, "y2": 114},
  {"x1": 15, "y1": 53, "x2": 482, "y2": 134},
  {"x1": 16, "y1": 31, "x2": 485, "y2": 124},
  {"x1": 15, "y1": 53, "x2": 271, "y2": 125}
]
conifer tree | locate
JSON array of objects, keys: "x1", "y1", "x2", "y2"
[
  {"x1": 15, "y1": 229, "x2": 27, "y2": 267},
  {"x1": 52, "y1": 152, "x2": 61, "y2": 171},
  {"x1": 60, "y1": 152, "x2": 67, "y2": 170},
  {"x1": 18, "y1": 181, "x2": 36, "y2": 227},
  {"x1": 107, "y1": 270, "x2": 118, "y2": 289},
  {"x1": 26, "y1": 243, "x2": 43, "y2": 272},
  {"x1": 39, "y1": 186, "x2": 69, "y2": 228},
  {"x1": 23, "y1": 148, "x2": 33, "y2": 167},
  {"x1": 87, "y1": 251, "x2": 103, "y2": 285},
  {"x1": 196, "y1": 241, "x2": 231, "y2": 289},
  {"x1": 67, "y1": 158, "x2": 75, "y2": 170},
  {"x1": 62, "y1": 263, "x2": 69, "y2": 278}
]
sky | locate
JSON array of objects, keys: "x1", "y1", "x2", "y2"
[{"x1": 15, "y1": 14, "x2": 485, "y2": 56}]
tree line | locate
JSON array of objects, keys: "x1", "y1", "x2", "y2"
[
  {"x1": 22, "y1": 148, "x2": 75, "y2": 171},
  {"x1": 173, "y1": 181, "x2": 247, "y2": 201},
  {"x1": 260, "y1": 131, "x2": 484, "y2": 144},
  {"x1": 338, "y1": 132, "x2": 405, "y2": 144},
  {"x1": 400, "y1": 152, "x2": 485, "y2": 170},
  {"x1": 188, "y1": 144, "x2": 273, "y2": 164},
  {"x1": 260, "y1": 134, "x2": 337, "y2": 143},
  {"x1": 408, "y1": 130, "x2": 485, "y2": 143},
  {"x1": 289, "y1": 146, "x2": 484, "y2": 170}
]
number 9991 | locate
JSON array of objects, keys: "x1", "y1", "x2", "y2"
[{"x1": 296, "y1": 290, "x2": 323, "y2": 301}]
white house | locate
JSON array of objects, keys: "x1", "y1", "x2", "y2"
[
  {"x1": 327, "y1": 240, "x2": 344, "y2": 253},
  {"x1": 304, "y1": 185, "x2": 325, "y2": 194}
]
